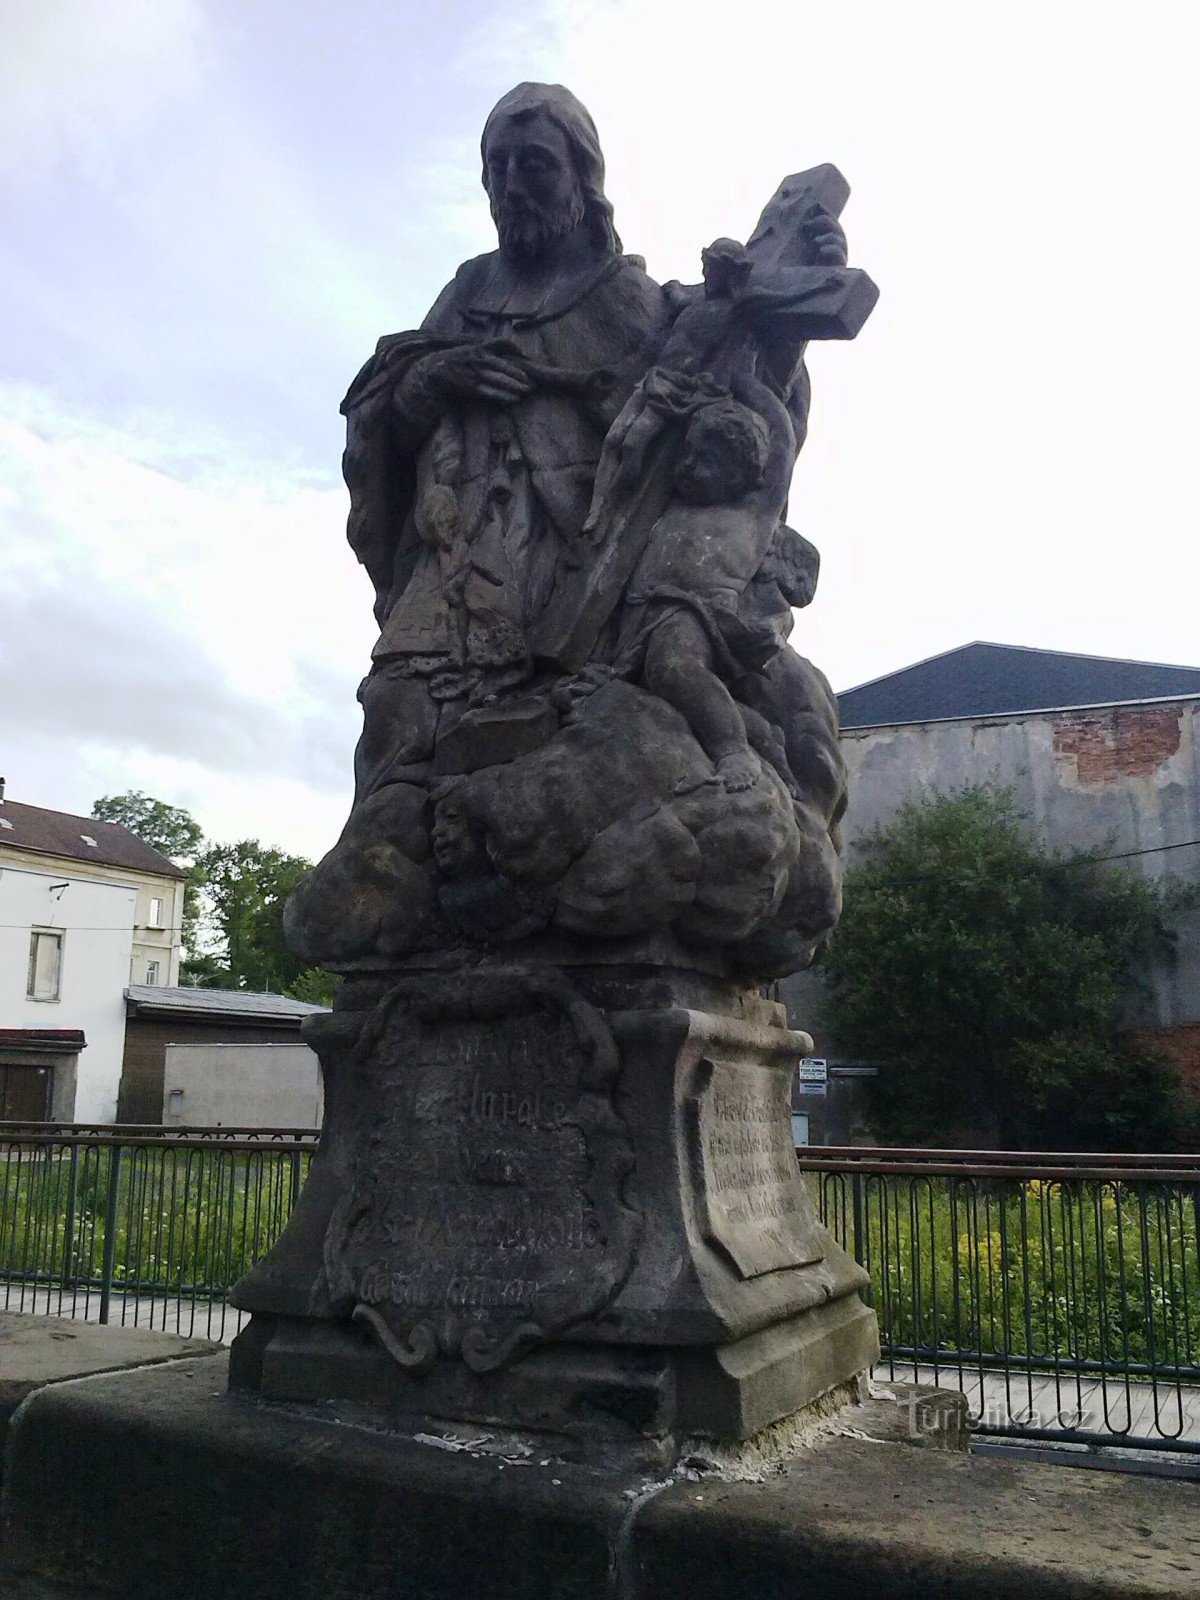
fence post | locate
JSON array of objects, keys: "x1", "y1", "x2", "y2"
[
  {"x1": 60, "y1": 1141, "x2": 79, "y2": 1291},
  {"x1": 852, "y1": 1171, "x2": 865, "y2": 1265},
  {"x1": 98, "y1": 1143, "x2": 122, "y2": 1325}
]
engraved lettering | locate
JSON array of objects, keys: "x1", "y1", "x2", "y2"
[{"x1": 694, "y1": 1059, "x2": 824, "y2": 1279}]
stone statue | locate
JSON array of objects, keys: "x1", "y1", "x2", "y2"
[{"x1": 232, "y1": 84, "x2": 880, "y2": 1457}]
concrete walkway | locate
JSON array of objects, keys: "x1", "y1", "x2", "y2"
[
  {"x1": 893, "y1": 1359, "x2": 1200, "y2": 1450},
  {"x1": 0, "y1": 1283, "x2": 244, "y2": 1343}
]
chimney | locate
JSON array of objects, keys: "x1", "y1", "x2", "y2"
[{"x1": 0, "y1": 777, "x2": 6, "y2": 803}]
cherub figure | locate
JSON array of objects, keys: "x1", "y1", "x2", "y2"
[
  {"x1": 615, "y1": 369, "x2": 796, "y2": 792},
  {"x1": 431, "y1": 777, "x2": 552, "y2": 940}
]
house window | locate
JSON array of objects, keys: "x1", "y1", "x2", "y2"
[
  {"x1": 146, "y1": 959, "x2": 161, "y2": 986},
  {"x1": 149, "y1": 897, "x2": 164, "y2": 928},
  {"x1": 27, "y1": 930, "x2": 64, "y2": 1002}
]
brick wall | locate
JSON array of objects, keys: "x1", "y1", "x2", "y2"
[{"x1": 1053, "y1": 706, "x2": 1183, "y2": 784}]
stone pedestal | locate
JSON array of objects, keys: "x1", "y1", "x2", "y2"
[{"x1": 228, "y1": 962, "x2": 877, "y2": 1454}]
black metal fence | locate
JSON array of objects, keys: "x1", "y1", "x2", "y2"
[
  {"x1": 0, "y1": 1123, "x2": 316, "y2": 1341},
  {"x1": 3, "y1": 1124, "x2": 1198, "y2": 1455},
  {"x1": 799, "y1": 1146, "x2": 1200, "y2": 1454}
]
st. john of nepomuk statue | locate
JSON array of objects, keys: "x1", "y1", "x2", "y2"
[{"x1": 231, "y1": 83, "x2": 880, "y2": 1457}]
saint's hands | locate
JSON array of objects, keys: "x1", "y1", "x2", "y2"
[
  {"x1": 415, "y1": 341, "x2": 534, "y2": 406},
  {"x1": 800, "y1": 207, "x2": 848, "y2": 268}
]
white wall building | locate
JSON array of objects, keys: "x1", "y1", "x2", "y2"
[
  {"x1": 0, "y1": 789, "x2": 186, "y2": 1122},
  {"x1": 162, "y1": 1042, "x2": 324, "y2": 1129}
]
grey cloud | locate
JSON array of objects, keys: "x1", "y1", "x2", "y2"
[{"x1": 0, "y1": 574, "x2": 357, "y2": 791}]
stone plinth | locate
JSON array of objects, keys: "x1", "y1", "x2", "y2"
[
  {"x1": 3, "y1": 1356, "x2": 1198, "y2": 1600},
  {"x1": 0, "y1": 1312, "x2": 218, "y2": 1463},
  {"x1": 227, "y1": 967, "x2": 876, "y2": 1452}
]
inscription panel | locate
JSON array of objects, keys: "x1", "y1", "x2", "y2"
[
  {"x1": 325, "y1": 974, "x2": 639, "y2": 1367},
  {"x1": 692, "y1": 1057, "x2": 825, "y2": 1279}
]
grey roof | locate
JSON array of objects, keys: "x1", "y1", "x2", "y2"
[
  {"x1": 125, "y1": 985, "x2": 329, "y2": 1022},
  {"x1": 839, "y1": 642, "x2": 1200, "y2": 730},
  {"x1": 0, "y1": 799, "x2": 186, "y2": 879}
]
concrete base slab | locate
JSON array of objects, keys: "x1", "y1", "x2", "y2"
[
  {"x1": 0, "y1": 1312, "x2": 219, "y2": 1450},
  {"x1": 3, "y1": 1355, "x2": 1199, "y2": 1598}
]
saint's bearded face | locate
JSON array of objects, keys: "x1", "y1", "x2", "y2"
[{"x1": 484, "y1": 111, "x2": 585, "y2": 264}]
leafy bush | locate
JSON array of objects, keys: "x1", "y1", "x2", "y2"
[{"x1": 822, "y1": 784, "x2": 1196, "y2": 1149}]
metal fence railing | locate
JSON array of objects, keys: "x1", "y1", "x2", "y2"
[
  {"x1": 4, "y1": 1125, "x2": 1199, "y2": 1454},
  {"x1": 0, "y1": 1123, "x2": 317, "y2": 1341},
  {"x1": 798, "y1": 1147, "x2": 1200, "y2": 1455}
]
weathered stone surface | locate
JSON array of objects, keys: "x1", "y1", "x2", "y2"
[
  {"x1": 4, "y1": 1358, "x2": 1198, "y2": 1600},
  {"x1": 286, "y1": 82, "x2": 872, "y2": 976},
  {"x1": 318, "y1": 967, "x2": 641, "y2": 1373},
  {"x1": 1, "y1": 1357, "x2": 633, "y2": 1600},
  {"x1": 636, "y1": 1434, "x2": 1200, "y2": 1599},
  {"x1": 243, "y1": 82, "x2": 880, "y2": 1442},
  {"x1": 0, "y1": 1312, "x2": 218, "y2": 1456},
  {"x1": 858, "y1": 1379, "x2": 972, "y2": 1452},
  {"x1": 690, "y1": 1055, "x2": 823, "y2": 1278},
  {"x1": 231, "y1": 976, "x2": 876, "y2": 1444}
]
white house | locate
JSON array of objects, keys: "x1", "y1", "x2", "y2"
[{"x1": 0, "y1": 787, "x2": 185, "y2": 1122}]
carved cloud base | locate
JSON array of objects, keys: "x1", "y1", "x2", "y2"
[{"x1": 229, "y1": 964, "x2": 878, "y2": 1450}]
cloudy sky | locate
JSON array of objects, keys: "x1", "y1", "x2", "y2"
[{"x1": 3, "y1": 0, "x2": 1197, "y2": 862}]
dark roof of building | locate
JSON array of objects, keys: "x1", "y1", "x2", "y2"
[
  {"x1": 125, "y1": 985, "x2": 329, "y2": 1024},
  {"x1": 839, "y1": 642, "x2": 1200, "y2": 730},
  {"x1": 0, "y1": 800, "x2": 186, "y2": 879},
  {"x1": 0, "y1": 1029, "x2": 87, "y2": 1053}
]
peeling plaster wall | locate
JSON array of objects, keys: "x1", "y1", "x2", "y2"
[{"x1": 834, "y1": 698, "x2": 1200, "y2": 1030}]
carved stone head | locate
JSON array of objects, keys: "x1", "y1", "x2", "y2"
[
  {"x1": 674, "y1": 400, "x2": 770, "y2": 506},
  {"x1": 700, "y1": 238, "x2": 753, "y2": 299},
  {"x1": 431, "y1": 781, "x2": 487, "y2": 879},
  {"x1": 481, "y1": 83, "x2": 620, "y2": 260}
]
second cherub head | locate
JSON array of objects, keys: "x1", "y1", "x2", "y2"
[{"x1": 673, "y1": 399, "x2": 769, "y2": 506}]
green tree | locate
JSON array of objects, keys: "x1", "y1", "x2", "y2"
[
  {"x1": 91, "y1": 792, "x2": 204, "y2": 861},
  {"x1": 90, "y1": 792, "x2": 334, "y2": 1001},
  {"x1": 284, "y1": 966, "x2": 338, "y2": 1007},
  {"x1": 196, "y1": 839, "x2": 330, "y2": 998},
  {"x1": 822, "y1": 785, "x2": 1194, "y2": 1150},
  {"x1": 92, "y1": 790, "x2": 206, "y2": 960}
]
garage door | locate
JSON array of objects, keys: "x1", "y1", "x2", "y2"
[{"x1": 0, "y1": 1063, "x2": 52, "y2": 1120}]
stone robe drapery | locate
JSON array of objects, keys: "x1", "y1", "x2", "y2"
[{"x1": 342, "y1": 250, "x2": 672, "y2": 675}]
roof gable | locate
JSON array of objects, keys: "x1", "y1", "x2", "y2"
[
  {"x1": 0, "y1": 800, "x2": 186, "y2": 879},
  {"x1": 839, "y1": 642, "x2": 1200, "y2": 729}
]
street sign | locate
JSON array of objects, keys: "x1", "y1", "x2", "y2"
[{"x1": 798, "y1": 1058, "x2": 827, "y2": 1098}]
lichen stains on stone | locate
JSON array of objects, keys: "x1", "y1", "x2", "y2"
[{"x1": 1052, "y1": 707, "x2": 1183, "y2": 785}]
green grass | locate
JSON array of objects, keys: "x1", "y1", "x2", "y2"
[
  {"x1": 813, "y1": 1172, "x2": 1200, "y2": 1372},
  {"x1": 0, "y1": 1142, "x2": 309, "y2": 1295},
  {"x1": 4, "y1": 1147, "x2": 1198, "y2": 1380}
]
